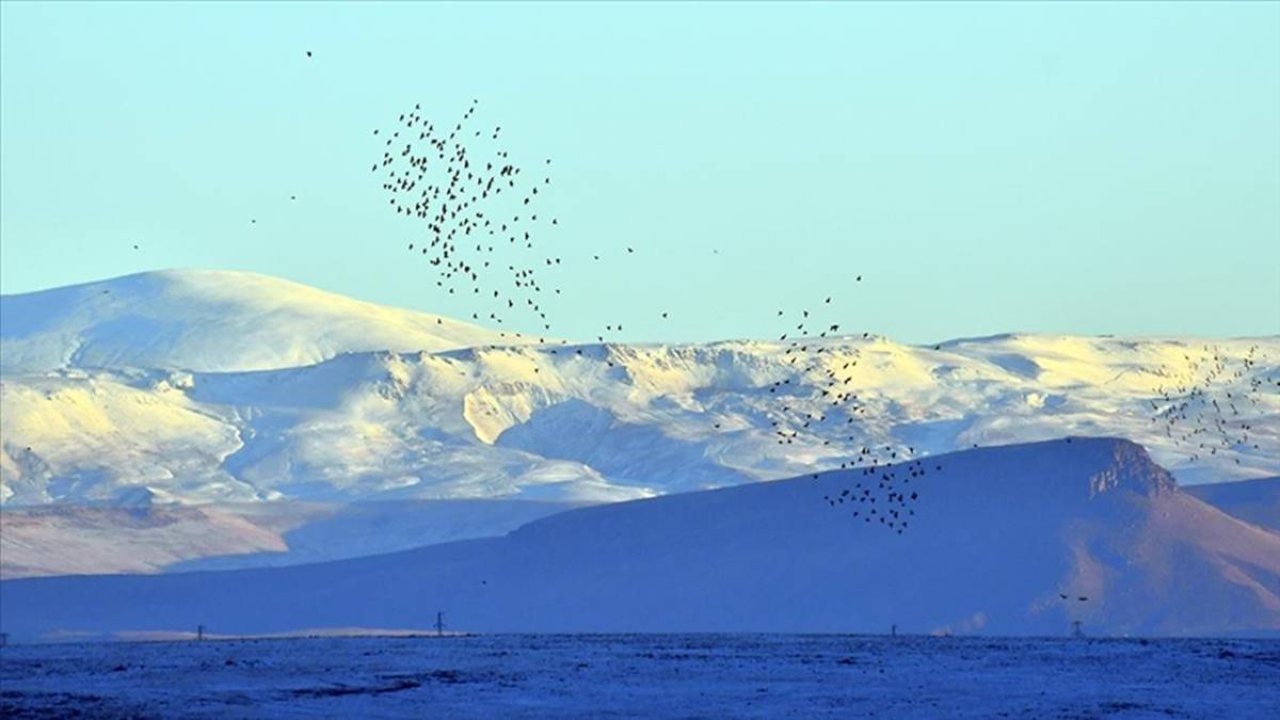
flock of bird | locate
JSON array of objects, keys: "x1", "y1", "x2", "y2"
[
  {"x1": 369, "y1": 99, "x2": 937, "y2": 533},
  {"x1": 1148, "y1": 344, "x2": 1276, "y2": 465},
  {"x1": 374, "y1": 98, "x2": 566, "y2": 342},
  {"x1": 760, "y1": 297, "x2": 942, "y2": 533},
  {"x1": 819, "y1": 453, "x2": 938, "y2": 535},
  {"x1": 372, "y1": 99, "x2": 660, "y2": 359},
  {"x1": 361, "y1": 93, "x2": 1266, "y2": 534},
  {"x1": 145, "y1": 62, "x2": 1273, "y2": 537}
]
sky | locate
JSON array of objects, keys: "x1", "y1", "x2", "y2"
[{"x1": 1, "y1": 1, "x2": 1277, "y2": 345}]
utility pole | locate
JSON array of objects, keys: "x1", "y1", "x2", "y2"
[
  {"x1": 1071, "y1": 621, "x2": 1083, "y2": 639},
  {"x1": 0, "y1": 632, "x2": 9, "y2": 648},
  {"x1": 434, "y1": 612, "x2": 445, "y2": 638},
  {"x1": 197, "y1": 624, "x2": 205, "y2": 642},
  {"x1": 891, "y1": 624, "x2": 897, "y2": 638}
]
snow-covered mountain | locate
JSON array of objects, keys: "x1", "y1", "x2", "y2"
[
  {"x1": 0, "y1": 269, "x2": 524, "y2": 374},
  {"x1": 1, "y1": 270, "x2": 1275, "y2": 579},
  {"x1": 3, "y1": 439, "x2": 1276, "y2": 640},
  {"x1": 2, "y1": 272, "x2": 1275, "y2": 507}
]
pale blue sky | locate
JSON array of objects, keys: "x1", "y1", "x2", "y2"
[{"x1": 2, "y1": 1, "x2": 1277, "y2": 344}]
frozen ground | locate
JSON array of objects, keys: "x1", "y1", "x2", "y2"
[{"x1": 1, "y1": 634, "x2": 1277, "y2": 719}]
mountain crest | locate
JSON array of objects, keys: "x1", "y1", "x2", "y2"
[{"x1": 1086, "y1": 439, "x2": 1178, "y2": 498}]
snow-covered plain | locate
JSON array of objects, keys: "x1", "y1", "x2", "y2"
[{"x1": 1, "y1": 634, "x2": 1277, "y2": 719}]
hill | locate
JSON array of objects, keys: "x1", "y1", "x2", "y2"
[
  {"x1": 1186, "y1": 477, "x2": 1280, "y2": 533},
  {"x1": 0, "y1": 269, "x2": 523, "y2": 374},
  {"x1": 3, "y1": 439, "x2": 1276, "y2": 640}
]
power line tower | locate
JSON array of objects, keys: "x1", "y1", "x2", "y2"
[{"x1": 434, "y1": 611, "x2": 445, "y2": 638}]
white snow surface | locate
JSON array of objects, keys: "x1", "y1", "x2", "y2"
[
  {"x1": 1, "y1": 271, "x2": 1277, "y2": 509},
  {"x1": 1, "y1": 634, "x2": 1277, "y2": 719},
  {"x1": 0, "y1": 269, "x2": 525, "y2": 375}
]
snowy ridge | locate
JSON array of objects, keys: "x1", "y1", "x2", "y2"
[
  {"x1": 3, "y1": 438, "x2": 1276, "y2": 639},
  {"x1": 0, "y1": 269, "x2": 524, "y2": 374},
  {"x1": 2, "y1": 318, "x2": 1276, "y2": 506}
]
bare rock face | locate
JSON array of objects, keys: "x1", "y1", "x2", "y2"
[{"x1": 1086, "y1": 440, "x2": 1178, "y2": 498}]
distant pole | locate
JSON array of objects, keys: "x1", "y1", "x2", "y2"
[
  {"x1": 891, "y1": 624, "x2": 897, "y2": 638},
  {"x1": 197, "y1": 624, "x2": 205, "y2": 642},
  {"x1": 435, "y1": 612, "x2": 445, "y2": 638},
  {"x1": 1071, "y1": 621, "x2": 1083, "y2": 639},
  {"x1": 0, "y1": 632, "x2": 8, "y2": 648}
]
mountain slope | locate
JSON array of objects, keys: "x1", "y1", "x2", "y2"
[
  {"x1": 0, "y1": 499, "x2": 581, "y2": 579},
  {"x1": 0, "y1": 269, "x2": 523, "y2": 374},
  {"x1": 2, "y1": 271, "x2": 1276, "y2": 510},
  {"x1": 3, "y1": 333, "x2": 1276, "y2": 506},
  {"x1": 3, "y1": 439, "x2": 1276, "y2": 641},
  {"x1": 1186, "y1": 477, "x2": 1280, "y2": 533}
]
